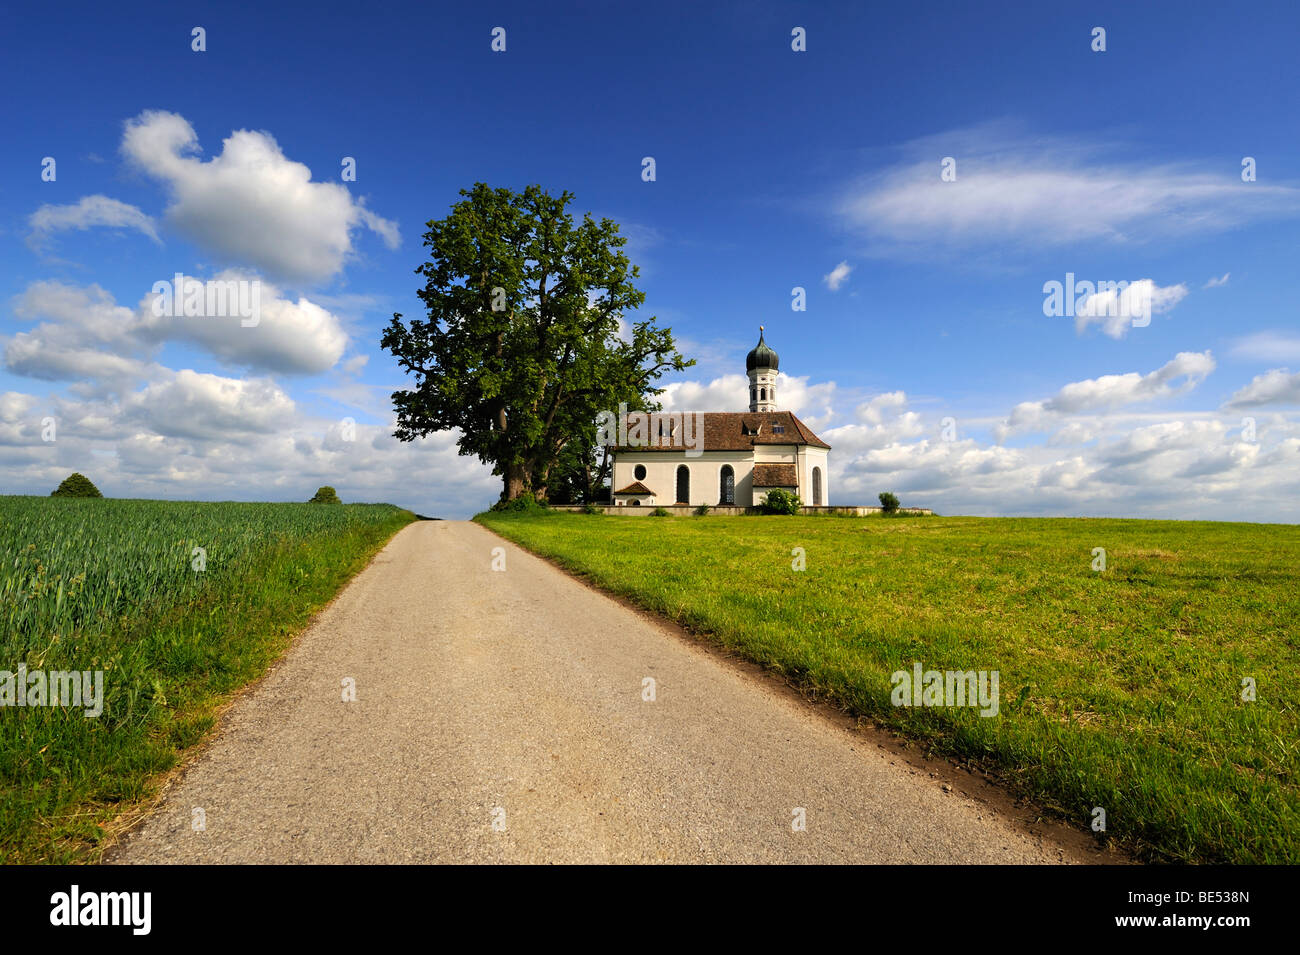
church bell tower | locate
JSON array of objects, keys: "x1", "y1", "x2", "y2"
[{"x1": 746, "y1": 326, "x2": 779, "y2": 412}]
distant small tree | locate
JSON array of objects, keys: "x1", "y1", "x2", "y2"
[
  {"x1": 51, "y1": 473, "x2": 102, "y2": 498},
  {"x1": 760, "y1": 489, "x2": 802, "y2": 515},
  {"x1": 308, "y1": 486, "x2": 342, "y2": 504},
  {"x1": 878, "y1": 491, "x2": 900, "y2": 514}
]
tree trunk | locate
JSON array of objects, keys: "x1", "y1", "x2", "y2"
[
  {"x1": 503, "y1": 462, "x2": 528, "y2": 501},
  {"x1": 532, "y1": 461, "x2": 549, "y2": 502},
  {"x1": 595, "y1": 446, "x2": 612, "y2": 502}
]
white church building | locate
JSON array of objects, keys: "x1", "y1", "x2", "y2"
[{"x1": 610, "y1": 328, "x2": 831, "y2": 508}]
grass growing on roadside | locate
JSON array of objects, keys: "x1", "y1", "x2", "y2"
[
  {"x1": 478, "y1": 511, "x2": 1300, "y2": 864},
  {"x1": 1, "y1": 497, "x2": 415, "y2": 863}
]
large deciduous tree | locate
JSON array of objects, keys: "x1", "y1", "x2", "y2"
[{"x1": 382, "y1": 183, "x2": 692, "y2": 502}]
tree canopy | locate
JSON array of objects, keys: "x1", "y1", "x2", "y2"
[{"x1": 381, "y1": 183, "x2": 692, "y2": 502}]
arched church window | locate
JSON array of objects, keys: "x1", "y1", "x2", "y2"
[
  {"x1": 719, "y1": 465, "x2": 734, "y2": 505},
  {"x1": 676, "y1": 465, "x2": 690, "y2": 504},
  {"x1": 812, "y1": 467, "x2": 822, "y2": 506},
  {"x1": 634, "y1": 464, "x2": 647, "y2": 481}
]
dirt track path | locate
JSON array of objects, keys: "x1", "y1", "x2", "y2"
[{"x1": 107, "y1": 520, "x2": 1095, "y2": 864}]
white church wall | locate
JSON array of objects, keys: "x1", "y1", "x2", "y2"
[
  {"x1": 612, "y1": 447, "x2": 828, "y2": 506},
  {"x1": 752, "y1": 446, "x2": 797, "y2": 463},
  {"x1": 613, "y1": 452, "x2": 756, "y2": 506},
  {"x1": 803, "y1": 447, "x2": 830, "y2": 506}
]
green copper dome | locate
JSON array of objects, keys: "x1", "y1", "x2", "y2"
[{"x1": 746, "y1": 326, "x2": 779, "y2": 372}]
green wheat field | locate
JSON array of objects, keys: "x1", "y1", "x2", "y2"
[
  {"x1": 0, "y1": 496, "x2": 415, "y2": 863},
  {"x1": 479, "y1": 510, "x2": 1300, "y2": 864}
]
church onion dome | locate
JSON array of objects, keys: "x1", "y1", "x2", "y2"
[{"x1": 746, "y1": 326, "x2": 779, "y2": 372}]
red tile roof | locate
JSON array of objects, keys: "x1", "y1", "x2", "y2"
[
  {"x1": 614, "y1": 411, "x2": 830, "y2": 452},
  {"x1": 752, "y1": 463, "x2": 798, "y2": 487},
  {"x1": 612, "y1": 481, "x2": 654, "y2": 495}
]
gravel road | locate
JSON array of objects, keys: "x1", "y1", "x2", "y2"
[{"x1": 107, "y1": 520, "x2": 1095, "y2": 864}]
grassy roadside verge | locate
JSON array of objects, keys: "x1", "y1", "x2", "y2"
[
  {"x1": 478, "y1": 510, "x2": 1300, "y2": 864},
  {"x1": 1, "y1": 499, "x2": 416, "y2": 863}
]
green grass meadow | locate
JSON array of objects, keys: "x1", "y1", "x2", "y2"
[
  {"x1": 1, "y1": 497, "x2": 415, "y2": 863},
  {"x1": 478, "y1": 511, "x2": 1300, "y2": 864}
]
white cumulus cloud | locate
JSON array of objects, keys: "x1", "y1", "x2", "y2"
[
  {"x1": 1225, "y1": 368, "x2": 1300, "y2": 409},
  {"x1": 4, "y1": 279, "x2": 350, "y2": 387},
  {"x1": 998, "y1": 351, "x2": 1215, "y2": 439},
  {"x1": 141, "y1": 273, "x2": 348, "y2": 375},
  {"x1": 1073, "y1": 279, "x2": 1188, "y2": 339},
  {"x1": 120, "y1": 110, "x2": 399, "y2": 283},
  {"x1": 27, "y1": 195, "x2": 159, "y2": 250},
  {"x1": 122, "y1": 370, "x2": 296, "y2": 440},
  {"x1": 823, "y1": 260, "x2": 852, "y2": 291}
]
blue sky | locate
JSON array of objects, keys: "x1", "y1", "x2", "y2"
[{"x1": 3, "y1": 0, "x2": 1299, "y2": 519}]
